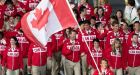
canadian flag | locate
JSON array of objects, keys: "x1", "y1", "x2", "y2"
[{"x1": 21, "y1": 0, "x2": 78, "y2": 46}]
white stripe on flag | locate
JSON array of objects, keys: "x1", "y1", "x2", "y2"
[{"x1": 27, "y1": 0, "x2": 63, "y2": 46}]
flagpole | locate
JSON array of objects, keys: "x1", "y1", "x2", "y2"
[{"x1": 66, "y1": 0, "x2": 101, "y2": 74}]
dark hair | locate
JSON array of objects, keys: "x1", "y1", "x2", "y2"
[
  {"x1": 96, "y1": 7, "x2": 104, "y2": 16},
  {"x1": 79, "y1": 21, "x2": 84, "y2": 26},
  {"x1": 93, "y1": 38, "x2": 100, "y2": 43},
  {"x1": 90, "y1": 16, "x2": 96, "y2": 20},
  {"x1": 132, "y1": 34, "x2": 138, "y2": 38},
  {"x1": 84, "y1": 20, "x2": 91, "y2": 25},
  {"x1": 63, "y1": 27, "x2": 72, "y2": 38},
  {"x1": 0, "y1": 31, "x2": 4, "y2": 39},
  {"x1": 110, "y1": 15, "x2": 118, "y2": 21},
  {"x1": 121, "y1": 21, "x2": 128, "y2": 27},
  {"x1": 79, "y1": 5, "x2": 86, "y2": 14},
  {"x1": 112, "y1": 21, "x2": 119, "y2": 26},
  {"x1": 73, "y1": 8, "x2": 79, "y2": 19},
  {"x1": 95, "y1": 22, "x2": 102, "y2": 29},
  {"x1": 5, "y1": 0, "x2": 13, "y2": 4},
  {"x1": 69, "y1": 30, "x2": 77, "y2": 34},
  {"x1": 115, "y1": 9, "x2": 123, "y2": 19},
  {"x1": 11, "y1": 36, "x2": 19, "y2": 46},
  {"x1": 137, "y1": 7, "x2": 140, "y2": 12},
  {"x1": 133, "y1": 21, "x2": 140, "y2": 25},
  {"x1": 128, "y1": 0, "x2": 135, "y2": 6}
]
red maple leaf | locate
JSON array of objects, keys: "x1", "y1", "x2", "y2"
[{"x1": 31, "y1": 8, "x2": 50, "y2": 30}]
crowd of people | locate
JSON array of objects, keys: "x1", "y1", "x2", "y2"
[{"x1": 0, "y1": 0, "x2": 139, "y2": 75}]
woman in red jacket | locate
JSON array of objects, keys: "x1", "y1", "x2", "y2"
[
  {"x1": 93, "y1": 58, "x2": 114, "y2": 75},
  {"x1": 2, "y1": 36, "x2": 23, "y2": 75},
  {"x1": 105, "y1": 38, "x2": 124, "y2": 75}
]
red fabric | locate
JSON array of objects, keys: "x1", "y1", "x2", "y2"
[
  {"x1": 93, "y1": 68, "x2": 114, "y2": 75},
  {"x1": 127, "y1": 31, "x2": 140, "y2": 46},
  {"x1": 105, "y1": 31, "x2": 126, "y2": 48},
  {"x1": 87, "y1": 45, "x2": 104, "y2": 69},
  {"x1": 2, "y1": 47, "x2": 23, "y2": 70},
  {"x1": 16, "y1": 34, "x2": 30, "y2": 58},
  {"x1": 78, "y1": 28, "x2": 97, "y2": 54},
  {"x1": 4, "y1": 4, "x2": 17, "y2": 17},
  {"x1": 28, "y1": 43, "x2": 47, "y2": 66},
  {"x1": 28, "y1": 0, "x2": 40, "y2": 11},
  {"x1": 78, "y1": 3, "x2": 94, "y2": 16},
  {"x1": 101, "y1": 4, "x2": 112, "y2": 19},
  {"x1": 96, "y1": 29, "x2": 108, "y2": 49},
  {"x1": 95, "y1": 15, "x2": 109, "y2": 27},
  {"x1": 28, "y1": 35, "x2": 56, "y2": 66},
  {"x1": 0, "y1": 5, "x2": 6, "y2": 29},
  {"x1": 104, "y1": 48, "x2": 124, "y2": 69},
  {"x1": 15, "y1": 1, "x2": 28, "y2": 16},
  {"x1": 123, "y1": 43, "x2": 140, "y2": 68},
  {"x1": 62, "y1": 39, "x2": 82, "y2": 62}
]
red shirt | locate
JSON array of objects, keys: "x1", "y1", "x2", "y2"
[
  {"x1": 105, "y1": 48, "x2": 124, "y2": 69},
  {"x1": 0, "y1": 5, "x2": 6, "y2": 29},
  {"x1": 87, "y1": 45, "x2": 103, "y2": 69},
  {"x1": 4, "y1": 4, "x2": 17, "y2": 17},
  {"x1": 95, "y1": 15, "x2": 109, "y2": 27},
  {"x1": 78, "y1": 3, "x2": 94, "y2": 16},
  {"x1": 15, "y1": 1, "x2": 28, "y2": 16},
  {"x1": 123, "y1": 43, "x2": 140, "y2": 68},
  {"x1": 28, "y1": 0, "x2": 40, "y2": 11},
  {"x1": 78, "y1": 28, "x2": 97, "y2": 53},
  {"x1": 96, "y1": 29, "x2": 108, "y2": 49},
  {"x1": 62, "y1": 39, "x2": 82, "y2": 62},
  {"x1": 105, "y1": 31, "x2": 125, "y2": 48},
  {"x1": 101, "y1": 4, "x2": 112, "y2": 19},
  {"x1": 2, "y1": 47, "x2": 23, "y2": 70},
  {"x1": 28, "y1": 43, "x2": 47, "y2": 66},
  {"x1": 16, "y1": 34, "x2": 30, "y2": 58},
  {"x1": 93, "y1": 68, "x2": 114, "y2": 75}
]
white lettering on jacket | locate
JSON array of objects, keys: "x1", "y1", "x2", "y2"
[
  {"x1": 7, "y1": 52, "x2": 19, "y2": 57},
  {"x1": 110, "y1": 52, "x2": 121, "y2": 57},
  {"x1": 129, "y1": 50, "x2": 140, "y2": 54},
  {"x1": 16, "y1": 37, "x2": 29, "y2": 43},
  {"x1": 82, "y1": 35, "x2": 96, "y2": 41},
  {"x1": 67, "y1": 45, "x2": 80, "y2": 51},
  {"x1": 33, "y1": 47, "x2": 47, "y2": 53},
  {"x1": 91, "y1": 52, "x2": 102, "y2": 57}
]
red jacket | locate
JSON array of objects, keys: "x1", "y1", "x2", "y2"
[
  {"x1": 105, "y1": 48, "x2": 124, "y2": 69},
  {"x1": 28, "y1": 0, "x2": 40, "y2": 11},
  {"x1": 17, "y1": 0, "x2": 30, "y2": 12},
  {"x1": 28, "y1": 35, "x2": 56, "y2": 66},
  {"x1": 121, "y1": 30, "x2": 131, "y2": 44},
  {"x1": 4, "y1": 4, "x2": 17, "y2": 17},
  {"x1": 78, "y1": 28, "x2": 97, "y2": 54},
  {"x1": 0, "y1": 5, "x2": 6, "y2": 29},
  {"x1": 62, "y1": 39, "x2": 82, "y2": 62},
  {"x1": 16, "y1": 34, "x2": 30, "y2": 58},
  {"x1": 15, "y1": 1, "x2": 28, "y2": 16},
  {"x1": 96, "y1": 29, "x2": 108, "y2": 49},
  {"x1": 123, "y1": 43, "x2": 140, "y2": 68},
  {"x1": 54, "y1": 31, "x2": 64, "y2": 50},
  {"x1": 87, "y1": 45, "x2": 104, "y2": 69},
  {"x1": 95, "y1": 15, "x2": 109, "y2": 27},
  {"x1": 93, "y1": 68, "x2": 114, "y2": 75},
  {"x1": 127, "y1": 31, "x2": 140, "y2": 46},
  {"x1": 2, "y1": 46, "x2": 23, "y2": 70},
  {"x1": 105, "y1": 31, "x2": 126, "y2": 48},
  {"x1": 78, "y1": 3, "x2": 94, "y2": 16},
  {"x1": 101, "y1": 4, "x2": 112, "y2": 19},
  {"x1": 28, "y1": 43, "x2": 47, "y2": 66}
]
